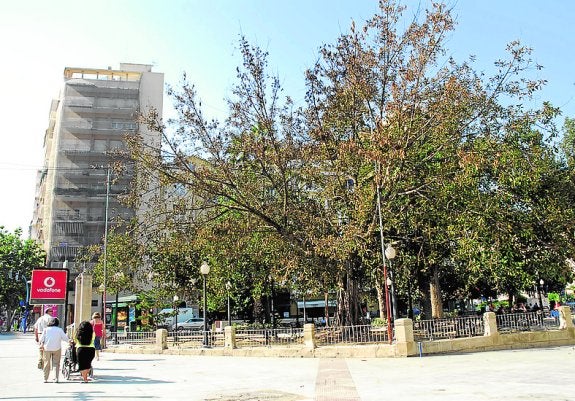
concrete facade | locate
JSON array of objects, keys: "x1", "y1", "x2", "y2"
[
  {"x1": 29, "y1": 63, "x2": 163, "y2": 327},
  {"x1": 31, "y1": 63, "x2": 163, "y2": 274}
]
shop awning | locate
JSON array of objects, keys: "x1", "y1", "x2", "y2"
[
  {"x1": 297, "y1": 300, "x2": 336, "y2": 308},
  {"x1": 105, "y1": 295, "x2": 138, "y2": 305}
]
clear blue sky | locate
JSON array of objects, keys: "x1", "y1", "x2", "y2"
[{"x1": 1, "y1": 1, "x2": 573, "y2": 235}]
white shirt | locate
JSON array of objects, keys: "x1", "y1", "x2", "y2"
[
  {"x1": 34, "y1": 313, "x2": 52, "y2": 334},
  {"x1": 39, "y1": 326, "x2": 69, "y2": 352}
]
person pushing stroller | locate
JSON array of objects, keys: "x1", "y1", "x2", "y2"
[{"x1": 75, "y1": 320, "x2": 96, "y2": 383}]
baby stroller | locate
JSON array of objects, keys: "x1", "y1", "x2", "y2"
[{"x1": 61, "y1": 342, "x2": 93, "y2": 380}]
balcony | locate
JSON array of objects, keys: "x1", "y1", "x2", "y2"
[
  {"x1": 68, "y1": 83, "x2": 139, "y2": 99},
  {"x1": 64, "y1": 105, "x2": 136, "y2": 118},
  {"x1": 62, "y1": 149, "x2": 106, "y2": 157},
  {"x1": 54, "y1": 221, "x2": 84, "y2": 235},
  {"x1": 50, "y1": 245, "x2": 81, "y2": 260}
]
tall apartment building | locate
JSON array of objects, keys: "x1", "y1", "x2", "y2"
[{"x1": 30, "y1": 63, "x2": 163, "y2": 274}]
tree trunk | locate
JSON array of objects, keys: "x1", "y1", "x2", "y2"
[
  {"x1": 429, "y1": 266, "x2": 443, "y2": 318},
  {"x1": 324, "y1": 292, "x2": 330, "y2": 327},
  {"x1": 253, "y1": 297, "x2": 264, "y2": 323},
  {"x1": 508, "y1": 292, "x2": 514, "y2": 311},
  {"x1": 335, "y1": 259, "x2": 362, "y2": 326},
  {"x1": 375, "y1": 279, "x2": 386, "y2": 320}
]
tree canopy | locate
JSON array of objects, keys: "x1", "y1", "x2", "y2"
[
  {"x1": 0, "y1": 228, "x2": 45, "y2": 313},
  {"x1": 117, "y1": 0, "x2": 574, "y2": 323}
]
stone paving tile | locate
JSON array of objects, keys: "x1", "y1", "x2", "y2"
[{"x1": 315, "y1": 358, "x2": 360, "y2": 401}]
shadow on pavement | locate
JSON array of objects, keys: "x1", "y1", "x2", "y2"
[
  {"x1": 80, "y1": 374, "x2": 173, "y2": 385},
  {"x1": 0, "y1": 391, "x2": 158, "y2": 400}
]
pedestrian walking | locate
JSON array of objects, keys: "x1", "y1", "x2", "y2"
[
  {"x1": 34, "y1": 308, "x2": 53, "y2": 369},
  {"x1": 38, "y1": 317, "x2": 70, "y2": 383},
  {"x1": 90, "y1": 312, "x2": 104, "y2": 360},
  {"x1": 75, "y1": 320, "x2": 95, "y2": 383}
]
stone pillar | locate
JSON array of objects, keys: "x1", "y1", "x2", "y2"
[
  {"x1": 483, "y1": 312, "x2": 498, "y2": 337},
  {"x1": 559, "y1": 306, "x2": 573, "y2": 330},
  {"x1": 73, "y1": 273, "x2": 93, "y2": 333},
  {"x1": 156, "y1": 328, "x2": 168, "y2": 350},
  {"x1": 224, "y1": 325, "x2": 236, "y2": 349},
  {"x1": 394, "y1": 318, "x2": 416, "y2": 356},
  {"x1": 303, "y1": 323, "x2": 316, "y2": 349}
]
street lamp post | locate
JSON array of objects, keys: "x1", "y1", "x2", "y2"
[
  {"x1": 200, "y1": 261, "x2": 210, "y2": 347},
  {"x1": 385, "y1": 245, "x2": 398, "y2": 321},
  {"x1": 225, "y1": 281, "x2": 232, "y2": 327},
  {"x1": 538, "y1": 279, "x2": 545, "y2": 314},
  {"x1": 99, "y1": 166, "x2": 111, "y2": 348},
  {"x1": 383, "y1": 245, "x2": 396, "y2": 343},
  {"x1": 374, "y1": 161, "x2": 397, "y2": 344},
  {"x1": 173, "y1": 295, "x2": 179, "y2": 345},
  {"x1": 98, "y1": 284, "x2": 106, "y2": 348},
  {"x1": 112, "y1": 271, "x2": 123, "y2": 345}
]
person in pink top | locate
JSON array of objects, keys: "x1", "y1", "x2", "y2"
[{"x1": 90, "y1": 312, "x2": 104, "y2": 360}]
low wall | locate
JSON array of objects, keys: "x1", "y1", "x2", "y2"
[
  {"x1": 419, "y1": 307, "x2": 575, "y2": 357},
  {"x1": 105, "y1": 307, "x2": 575, "y2": 358}
]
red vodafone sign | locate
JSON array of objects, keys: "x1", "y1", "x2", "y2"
[{"x1": 30, "y1": 269, "x2": 68, "y2": 304}]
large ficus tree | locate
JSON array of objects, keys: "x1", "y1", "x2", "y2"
[
  {"x1": 122, "y1": 0, "x2": 575, "y2": 323},
  {"x1": 127, "y1": 38, "x2": 333, "y2": 318},
  {"x1": 303, "y1": 1, "x2": 570, "y2": 317},
  {"x1": 0, "y1": 228, "x2": 45, "y2": 325}
]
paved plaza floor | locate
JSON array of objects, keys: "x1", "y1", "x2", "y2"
[{"x1": 0, "y1": 332, "x2": 574, "y2": 400}]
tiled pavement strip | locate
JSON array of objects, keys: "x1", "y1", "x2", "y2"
[
  {"x1": 1, "y1": 332, "x2": 575, "y2": 400},
  {"x1": 315, "y1": 359, "x2": 360, "y2": 401}
]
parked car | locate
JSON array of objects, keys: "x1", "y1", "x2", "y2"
[
  {"x1": 157, "y1": 307, "x2": 199, "y2": 329},
  {"x1": 172, "y1": 317, "x2": 205, "y2": 331}
]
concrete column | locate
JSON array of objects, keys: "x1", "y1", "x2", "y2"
[
  {"x1": 156, "y1": 329, "x2": 167, "y2": 350},
  {"x1": 394, "y1": 318, "x2": 416, "y2": 356},
  {"x1": 303, "y1": 323, "x2": 316, "y2": 349},
  {"x1": 73, "y1": 273, "x2": 93, "y2": 333},
  {"x1": 559, "y1": 306, "x2": 573, "y2": 329},
  {"x1": 224, "y1": 325, "x2": 236, "y2": 349},
  {"x1": 483, "y1": 312, "x2": 498, "y2": 337}
]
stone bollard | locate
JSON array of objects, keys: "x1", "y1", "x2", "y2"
[
  {"x1": 156, "y1": 328, "x2": 168, "y2": 350},
  {"x1": 483, "y1": 312, "x2": 498, "y2": 337},
  {"x1": 394, "y1": 318, "x2": 416, "y2": 357},
  {"x1": 558, "y1": 306, "x2": 573, "y2": 330},
  {"x1": 303, "y1": 323, "x2": 316, "y2": 349},
  {"x1": 224, "y1": 325, "x2": 236, "y2": 349}
]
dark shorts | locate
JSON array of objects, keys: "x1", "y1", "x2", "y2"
[
  {"x1": 76, "y1": 346, "x2": 95, "y2": 371},
  {"x1": 94, "y1": 336, "x2": 102, "y2": 350}
]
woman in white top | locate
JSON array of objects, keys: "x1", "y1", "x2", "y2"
[{"x1": 39, "y1": 317, "x2": 70, "y2": 383}]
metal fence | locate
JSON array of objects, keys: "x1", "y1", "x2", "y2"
[
  {"x1": 234, "y1": 327, "x2": 304, "y2": 348},
  {"x1": 413, "y1": 315, "x2": 485, "y2": 341},
  {"x1": 168, "y1": 329, "x2": 225, "y2": 348},
  {"x1": 315, "y1": 324, "x2": 389, "y2": 346},
  {"x1": 107, "y1": 330, "x2": 156, "y2": 345},
  {"x1": 496, "y1": 312, "x2": 559, "y2": 332},
  {"x1": 107, "y1": 312, "x2": 566, "y2": 348}
]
